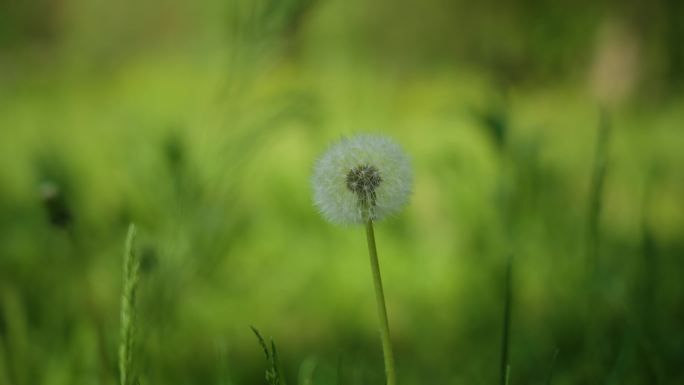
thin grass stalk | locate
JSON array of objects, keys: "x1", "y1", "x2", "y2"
[
  {"x1": 584, "y1": 107, "x2": 611, "y2": 377},
  {"x1": 1, "y1": 288, "x2": 28, "y2": 385},
  {"x1": 499, "y1": 253, "x2": 513, "y2": 385},
  {"x1": 586, "y1": 107, "x2": 610, "y2": 273},
  {"x1": 251, "y1": 326, "x2": 287, "y2": 385},
  {"x1": 119, "y1": 224, "x2": 140, "y2": 385},
  {"x1": 0, "y1": 333, "x2": 11, "y2": 384},
  {"x1": 640, "y1": 172, "x2": 657, "y2": 325},
  {"x1": 545, "y1": 348, "x2": 559, "y2": 385}
]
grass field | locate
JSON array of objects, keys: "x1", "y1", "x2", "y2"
[{"x1": 1, "y1": 1, "x2": 683, "y2": 384}]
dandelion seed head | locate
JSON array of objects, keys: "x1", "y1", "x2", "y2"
[{"x1": 312, "y1": 134, "x2": 412, "y2": 225}]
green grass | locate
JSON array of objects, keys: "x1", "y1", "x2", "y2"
[
  {"x1": 251, "y1": 327, "x2": 287, "y2": 385},
  {"x1": 119, "y1": 224, "x2": 140, "y2": 385},
  {"x1": 1, "y1": 1, "x2": 684, "y2": 385}
]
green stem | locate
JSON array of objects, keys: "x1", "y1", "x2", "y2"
[
  {"x1": 120, "y1": 224, "x2": 139, "y2": 385},
  {"x1": 499, "y1": 253, "x2": 513, "y2": 385},
  {"x1": 364, "y1": 219, "x2": 397, "y2": 385}
]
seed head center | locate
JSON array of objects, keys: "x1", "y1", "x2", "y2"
[{"x1": 346, "y1": 164, "x2": 382, "y2": 200}]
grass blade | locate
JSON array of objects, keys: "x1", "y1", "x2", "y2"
[
  {"x1": 586, "y1": 107, "x2": 610, "y2": 272},
  {"x1": 546, "y1": 348, "x2": 559, "y2": 385},
  {"x1": 251, "y1": 326, "x2": 287, "y2": 385},
  {"x1": 499, "y1": 253, "x2": 514, "y2": 385},
  {"x1": 119, "y1": 224, "x2": 140, "y2": 385}
]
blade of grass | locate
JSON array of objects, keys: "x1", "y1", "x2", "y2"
[
  {"x1": 499, "y1": 253, "x2": 514, "y2": 385},
  {"x1": 1, "y1": 287, "x2": 29, "y2": 385},
  {"x1": 586, "y1": 107, "x2": 611, "y2": 273},
  {"x1": 271, "y1": 340, "x2": 288, "y2": 385},
  {"x1": 119, "y1": 224, "x2": 140, "y2": 385},
  {"x1": 584, "y1": 106, "x2": 611, "y2": 379},
  {"x1": 0, "y1": 335, "x2": 10, "y2": 385},
  {"x1": 251, "y1": 326, "x2": 287, "y2": 385},
  {"x1": 545, "y1": 348, "x2": 559, "y2": 385}
]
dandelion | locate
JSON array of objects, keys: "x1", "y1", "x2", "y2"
[
  {"x1": 312, "y1": 134, "x2": 412, "y2": 385},
  {"x1": 312, "y1": 134, "x2": 412, "y2": 225}
]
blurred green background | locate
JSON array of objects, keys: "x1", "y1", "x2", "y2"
[{"x1": 1, "y1": 0, "x2": 683, "y2": 384}]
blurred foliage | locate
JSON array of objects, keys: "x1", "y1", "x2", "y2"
[{"x1": 1, "y1": 0, "x2": 683, "y2": 384}]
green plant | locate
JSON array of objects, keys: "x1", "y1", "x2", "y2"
[
  {"x1": 251, "y1": 326, "x2": 287, "y2": 385},
  {"x1": 119, "y1": 224, "x2": 140, "y2": 385},
  {"x1": 312, "y1": 134, "x2": 413, "y2": 385}
]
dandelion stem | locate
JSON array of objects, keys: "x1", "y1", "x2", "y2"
[{"x1": 364, "y1": 219, "x2": 397, "y2": 385}]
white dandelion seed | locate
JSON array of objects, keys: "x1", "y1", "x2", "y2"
[{"x1": 312, "y1": 134, "x2": 412, "y2": 225}]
